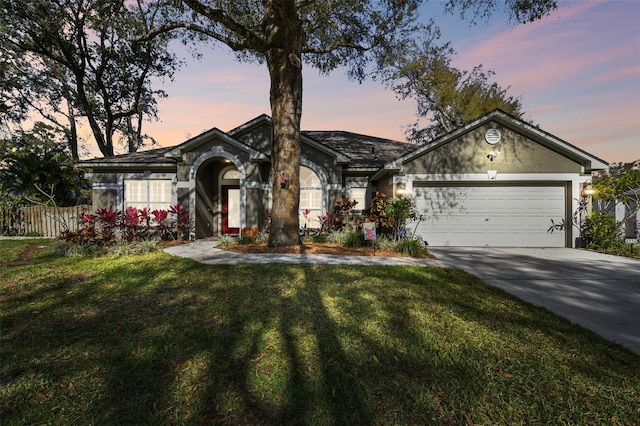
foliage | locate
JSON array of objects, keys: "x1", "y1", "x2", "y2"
[
  {"x1": 342, "y1": 229, "x2": 366, "y2": 248},
  {"x1": 330, "y1": 196, "x2": 359, "y2": 232},
  {"x1": 365, "y1": 191, "x2": 393, "y2": 234},
  {"x1": 364, "y1": 192, "x2": 422, "y2": 240},
  {"x1": 0, "y1": 188, "x2": 26, "y2": 235},
  {"x1": 215, "y1": 235, "x2": 235, "y2": 248},
  {"x1": 0, "y1": 0, "x2": 181, "y2": 157},
  {"x1": 395, "y1": 237, "x2": 429, "y2": 257},
  {"x1": 239, "y1": 226, "x2": 259, "y2": 244},
  {"x1": 384, "y1": 196, "x2": 422, "y2": 240},
  {"x1": 593, "y1": 161, "x2": 640, "y2": 238},
  {"x1": 387, "y1": 49, "x2": 524, "y2": 142},
  {"x1": 169, "y1": 204, "x2": 191, "y2": 240},
  {"x1": 310, "y1": 233, "x2": 328, "y2": 243},
  {"x1": 0, "y1": 124, "x2": 89, "y2": 206},
  {"x1": 59, "y1": 205, "x2": 191, "y2": 249},
  {"x1": 2, "y1": 239, "x2": 638, "y2": 425},
  {"x1": 583, "y1": 211, "x2": 627, "y2": 253}
]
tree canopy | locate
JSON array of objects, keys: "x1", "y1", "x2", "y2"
[
  {"x1": 142, "y1": 0, "x2": 556, "y2": 246},
  {"x1": 383, "y1": 42, "x2": 524, "y2": 142},
  {"x1": 0, "y1": 0, "x2": 182, "y2": 158},
  {"x1": 0, "y1": 123, "x2": 89, "y2": 206}
]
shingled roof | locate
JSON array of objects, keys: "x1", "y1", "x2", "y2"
[
  {"x1": 303, "y1": 130, "x2": 416, "y2": 169},
  {"x1": 79, "y1": 124, "x2": 416, "y2": 170},
  {"x1": 78, "y1": 146, "x2": 177, "y2": 167}
]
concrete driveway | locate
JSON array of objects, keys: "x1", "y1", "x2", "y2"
[{"x1": 430, "y1": 247, "x2": 640, "y2": 355}]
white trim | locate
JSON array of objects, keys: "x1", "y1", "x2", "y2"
[
  {"x1": 405, "y1": 173, "x2": 586, "y2": 182},
  {"x1": 300, "y1": 159, "x2": 329, "y2": 216},
  {"x1": 116, "y1": 172, "x2": 177, "y2": 210},
  {"x1": 93, "y1": 182, "x2": 120, "y2": 190},
  {"x1": 406, "y1": 172, "x2": 592, "y2": 248}
]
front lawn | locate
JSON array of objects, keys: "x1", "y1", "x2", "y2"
[{"x1": 1, "y1": 240, "x2": 638, "y2": 425}]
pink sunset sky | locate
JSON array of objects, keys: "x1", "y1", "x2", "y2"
[{"x1": 139, "y1": 0, "x2": 639, "y2": 165}]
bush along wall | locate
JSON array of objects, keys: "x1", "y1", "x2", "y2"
[{"x1": 59, "y1": 205, "x2": 191, "y2": 246}]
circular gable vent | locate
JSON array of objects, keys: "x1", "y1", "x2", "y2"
[{"x1": 485, "y1": 129, "x2": 501, "y2": 145}]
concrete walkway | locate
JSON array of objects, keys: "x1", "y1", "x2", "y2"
[
  {"x1": 163, "y1": 238, "x2": 448, "y2": 267},
  {"x1": 430, "y1": 247, "x2": 640, "y2": 355}
]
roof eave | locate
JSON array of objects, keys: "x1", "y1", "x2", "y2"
[{"x1": 77, "y1": 162, "x2": 177, "y2": 169}]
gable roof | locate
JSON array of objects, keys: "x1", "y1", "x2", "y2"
[
  {"x1": 164, "y1": 126, "x2": 269, "y2": 162},
  {"x1": 374, "y1": 109, "x2": 608, "y2": 178},
  {"x1": 229, "y1": 115, "x2": 352, "y2": 164}
]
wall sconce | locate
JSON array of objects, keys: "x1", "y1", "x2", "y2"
[
  {"x1": 486, "y1": 150, "x2": 500, "y2": 162},
  {"x1": 582, "y1": 181, "x2": 595, "y2": 197},
  {"x1": 396, "y1": 182, "x2": 406, "y2": 196}
]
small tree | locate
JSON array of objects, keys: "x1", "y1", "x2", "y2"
[
  {"x1": 384, "y1": 196, "x2": 422, "y2": 241},
  {"x1": 592, "y1": 161, "x2": 640, "y2": 244}
]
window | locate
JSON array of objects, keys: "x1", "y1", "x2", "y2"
[
  {"x1": 299, "y1": 166, "x2": 322, "y2": 228},
  {"x1": 350, "y1": 187, "x2": 367, "y2": 211},
  {"x1": 124, "y1": 180, "x2": 172, "y2": 211},
  {"x1": 222, "y1": 168, "x2": 240, "y2": 180}
]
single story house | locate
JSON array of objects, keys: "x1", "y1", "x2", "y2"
[{"x1": 79, "y1": 109, "x2": 608, "y2": 247}]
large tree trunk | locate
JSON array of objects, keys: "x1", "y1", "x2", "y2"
[{"x1": 265, "y1": 1, "x2": 303, "y2": 247}]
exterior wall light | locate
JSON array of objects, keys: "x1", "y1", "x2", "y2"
[
  {"x1": 396, "y1": 182, "x2": 406, "y2": 196},
  {"x1": 582, "y1": 181, "x2": 595, "y2": 197},
  {"x1": 486, "y1": 150, "x2": 500, "y2": 161}
]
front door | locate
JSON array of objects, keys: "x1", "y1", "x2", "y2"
[{"x1": 221, "y1": 185, "x2": 240, "y2": 235}]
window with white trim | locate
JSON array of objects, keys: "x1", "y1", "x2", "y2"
[
  {"x1": 350, "y1": 187, "x2": 367, "y2": 212},
  {"x1": 299, "y1": 166, "x2": 322, "y2": 228},
  {"x1": 124, "y1": 180, "x2": 172, "y2": 211}
]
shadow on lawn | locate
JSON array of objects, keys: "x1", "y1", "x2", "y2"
[{"x1": 2, "y1": 254, "x2": 639, "y2": 425}]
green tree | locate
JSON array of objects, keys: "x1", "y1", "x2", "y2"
[
  {"x1": 144, "y1": 0, "x2": 557, "y2": 247},
  {"x1": 592, "y1": 160, "x2": 640, "y2": 244},
  {"x1": 384, "y1": 41, "x2": 524, "y2": 143},
  {"x1": 0, "y1": 123, "x2": 88, "y2": 206},
  {"x1": 0, "y1": 0, "x2": 181, "y2": 158}
]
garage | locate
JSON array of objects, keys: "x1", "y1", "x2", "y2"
[{"x1": 413, "y1": 184, "x2": 567, "y2": 247}]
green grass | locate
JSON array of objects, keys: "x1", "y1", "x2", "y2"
[{"x1": 1, "y1": 240, "x2": 639, "y2": 425}]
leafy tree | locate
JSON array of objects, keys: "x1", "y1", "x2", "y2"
[
  {"x1": 0, "y1": 0, "x2": 181, "y2": 158},
  {"x1": 383, "y1": 41, "x2": 524, "y2": 143},
  {"x1": 592, "y1": 160, "x2": 640, "y2": 244},
  {"x1": 143, "y1": 0, "x2": 557, "y2": 247},
  {"x1": 0, "y1": 123, "x2": 89, "y2": 206}
]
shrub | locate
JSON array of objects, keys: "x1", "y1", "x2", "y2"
[
  {"x1": 216, "y1": 235, "x2": 235, "y2": 248},
  {"x1": 331, "y1": 196, "x2": 359, "y2": 232},
  {"x1": 584, "y1": 211, "x2": 626, "y2": 252},
  {"x1": 58, "y1": 204, "x2": 192, "y2": 254},
  {"x1": 238, "y1": 235, "x2": 255, "y2": 245},
  {"x1": 311, "y1": 233, "x2": 328, "y2": 243},
  {"x1": 343, "y1": 229, "x2": 365, "y2": 247},
  {"x1": 241, "y1": 226, "x2": 259, "y2": 242},
  {"x1": 395, "y1": 238, "x2": 429, "y2": 257}
]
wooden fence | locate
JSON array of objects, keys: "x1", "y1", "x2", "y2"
[{"x1": 0, "y1": 205, "x2": 92, "y2": 238}]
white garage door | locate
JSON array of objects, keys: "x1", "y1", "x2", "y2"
[{"x1": 413, "y1": 185, "x2": 566, "y2": 247}]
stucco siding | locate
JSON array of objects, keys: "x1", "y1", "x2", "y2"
[
  {"x1": 402, "y1": 123, "x2": 582, "y2": 175},
  {"x1": 92, "y1": 189, "x2": 117, "y2": 210}
]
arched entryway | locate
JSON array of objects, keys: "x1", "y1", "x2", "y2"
[{"x1": 193, "y1": 157, "x2": 244, "y2": 238}]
